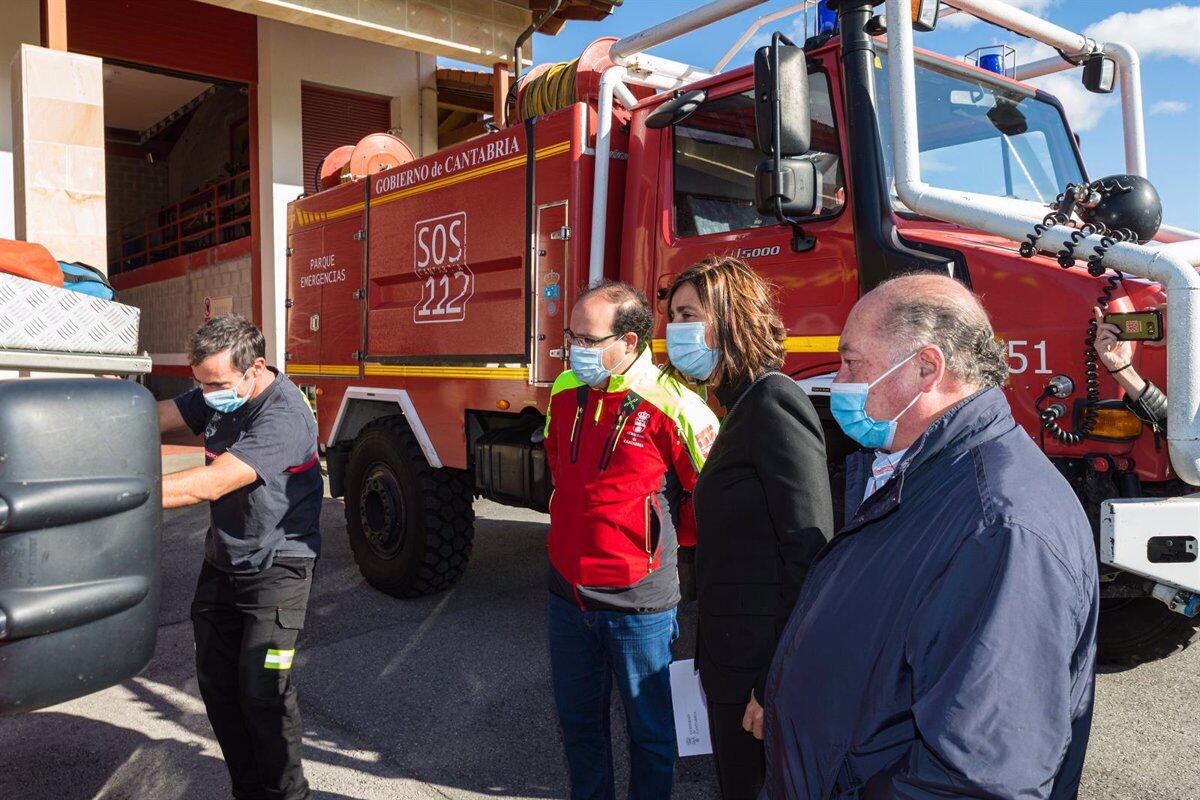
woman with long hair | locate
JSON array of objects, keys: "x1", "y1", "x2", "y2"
[{"x1": 665, "y1": 256, "x2": 833, "y2": 799}]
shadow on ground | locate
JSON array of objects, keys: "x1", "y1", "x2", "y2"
[
  {"x1": 0, "y1": 498, "x2": 719, "y2": 800},
  {"x1": 4, "y1": 493, "x2": 1200, "y2": 798},
  {"x1": 291, "y1": 500, "x2": 718, "y2": 798}
]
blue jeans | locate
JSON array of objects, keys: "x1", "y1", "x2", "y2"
[{"x1": 547, "y1": 593, "x2": 679, "y2": 800}]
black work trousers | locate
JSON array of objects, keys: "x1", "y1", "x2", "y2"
[
  {"x1": 191, "y1": 556, "x2": 315, "y2": 800},
  {"x1": 707, "y1": 700, "x2": 766, "y2": 800}
]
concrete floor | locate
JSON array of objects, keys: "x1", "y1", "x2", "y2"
[{"x1": 0, "y1": 495, "x2": 1197, "y2": 800}]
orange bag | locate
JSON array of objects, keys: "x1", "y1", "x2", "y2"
[{"x1": 0, "y1": 239, "x2": 64, "y2": 287}]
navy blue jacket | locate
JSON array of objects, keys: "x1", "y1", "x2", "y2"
[{"x1": 761, "y1": 388, "x2": 1098, "y2": 799}]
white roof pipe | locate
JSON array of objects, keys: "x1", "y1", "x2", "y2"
[
  {"x1": 612, "y1": 80, "x2": 638, "y2": 109},
  {"x1": 622, "y1": 70, "x2": 699, "y2": 92},
  {"x1": 885, "y1": 0, "x2": 1200, "y2": 486},
  {"x1": 1013, "y1": 55, "x2": 1071, "y2": 81},
  {"x1": 1104, "y1": 41, "x2": 1148, "y2": 177},
  {"x1": 1161, "y1": 223, "x2": 1200, "y2": 241},
  {"x1": 588, "y1": 66, "x2": 627, "y2": 286},
  {"x1": 1152, "y1": 239, "x2": 1200, "y2": 267},
  {"x1": 714, "y1": 1, "x2": 815, "y2": 73},
  {"x1": 621, "y1": 52, "x2": 714, "y2": 91},
  {"x1": 610, "y1": 0, "x2": 769, "y2": 66},
  {"x1": 1012, "y1": 47, "x2": 1148, "y2": 178},
  {"x1": 944, "y1": 0, "x2": 1096, "y2": 59}
]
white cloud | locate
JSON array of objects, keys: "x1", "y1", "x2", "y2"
[
  {"x1": 1008, "y1": 41, "x2": 1118, "y2": 132},
  {"x1": 1084, "y1": 4, "x2": 1200, "y2": 62},
  {"x1": 1151, "y1": 100, "x2": 1191, "y2": 115},
  {"x1": 940, "y1": 11, "x2": 978, "y2": 30},
  {"x1": 1000, "y1": 0, "x2": 1058, "y2": 11},
  {"x1": 941, "y1": 0, "x2": 1059, "y2": 30}
]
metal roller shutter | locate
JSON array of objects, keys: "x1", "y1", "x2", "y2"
[{"x1": 301, "y1": 86, "x2": 391, "y2": 195}]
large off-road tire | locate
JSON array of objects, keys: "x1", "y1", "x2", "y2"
[
  {"x1": 1098, "y1": 597, "x2": 1200, "y2": 665},
  {"x1": 343, "y1": 417, "x2": 475, "y2": 597}
]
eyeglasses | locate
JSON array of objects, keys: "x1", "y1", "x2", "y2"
[{"x1": 564, "y1": 329, "x2": 622, "y2": 349}]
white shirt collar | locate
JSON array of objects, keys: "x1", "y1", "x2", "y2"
[{"x1": 863, "y1": 447, "x2": 909, "y2": 501}]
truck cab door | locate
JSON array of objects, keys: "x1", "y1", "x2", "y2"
[
  {"x1": 0, "y1": 379, "x2": 160, "y2": 715},
  {"x1": 654, "y1": 66, "x2": 855, "y2": 369}
]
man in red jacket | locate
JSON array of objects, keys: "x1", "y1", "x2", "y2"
[{"x1": 545, "y1": 281, "x2": 718, "y2": 799}]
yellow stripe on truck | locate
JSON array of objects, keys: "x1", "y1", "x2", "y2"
[
  {"x1": 286, "y1": 364, "x2": 360, "y2": 376},
  {"x1": 650, "y1": 336, "x2": 841, "y2": 355},
  {"x1": 288, "y1": 364, "x2": 530, "y2": 380},
  {"x1": 363, "y1": 365, "x2": 529, "y2": 381},
  {"x1": 783, "y1": 336, "x2": 841, "y2": 353}
]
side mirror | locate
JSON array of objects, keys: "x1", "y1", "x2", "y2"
[
  {"x1": 987, "y1": 97, "x2": 1029, "y2": 136},
  {"x1": 645, "y1": 89, "x2": 706, "y2": 130},
  {"x1": 755, "y1": 158, "x2": 821, "y2": 219},
  {"x1": 754, "y1": 34, "x2": 810, "y2": 157}
]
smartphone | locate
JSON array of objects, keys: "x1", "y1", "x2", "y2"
[{"x1": 1104, "y1": 310, "x2": 1164, "y2": 341}]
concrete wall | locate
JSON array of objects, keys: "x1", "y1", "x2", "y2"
[
  {"x1": 116, "y1": 244, "x2": 253, "y2": 397},
  {"x1": 119, "y1": 250, "x2": 253, "y2": 351},
  {"x1": 257, "y1": 18, "x2": 436, "y2": 364},
  {"x1": 11, "y1": 44, "x2": 108, "y2": 269}
]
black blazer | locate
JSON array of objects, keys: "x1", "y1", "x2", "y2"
[{"x1": 693, "y1": 371, "x2": 833, "y2": 705}]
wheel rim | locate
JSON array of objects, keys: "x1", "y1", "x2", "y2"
[{"x1": 359, "y1": 462, "x2": 406, "y2": 559}]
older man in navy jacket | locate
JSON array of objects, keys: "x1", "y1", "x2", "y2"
[{"x1": 762, "y1": 274, "x2": 1097, "y2": 799}]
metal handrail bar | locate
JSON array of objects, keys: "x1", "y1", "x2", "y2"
[{"x1": 110, "y1": 171, "x2": 250, "y2": 272}]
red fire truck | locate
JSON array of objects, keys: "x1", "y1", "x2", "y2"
[{"x1": 286, "y1": 0, "x2": 1200, "y2": 664}]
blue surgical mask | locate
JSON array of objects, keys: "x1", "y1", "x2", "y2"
[
  {"x1": 203, "y1": 368, "x2": 254, "y2": 413},
  {"x1": 666, "y1": 322, "x2": 720, "y2": 381},
  {"x1": 829, "y1": 351, "x2": 921, "y2": 451},
  {"x1": 570, "y1": 341, "x2": 621, "y2": 388}
]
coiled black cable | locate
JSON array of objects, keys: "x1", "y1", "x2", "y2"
[
  {"x1": 1020, "y1": 201, "x2": 1071, "y2": 258},
  {"x1": 1034, "y1": 224, "x2": 1134, "y2": 444}
]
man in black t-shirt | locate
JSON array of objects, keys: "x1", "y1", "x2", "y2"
[{"x1": 158, "y1": 314, "x2": 322, "y2": 800}]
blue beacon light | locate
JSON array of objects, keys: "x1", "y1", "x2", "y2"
[
  {"x1": 816, "y1": 1, "x2": 839, "y2": 34},
  {"x1": 978, "y1": 53, "x2": 1005, "y2": 75}
]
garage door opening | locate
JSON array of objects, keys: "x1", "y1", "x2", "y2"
[
  {"x1": 102, "y1": 61, "x2": 253, "y2": 398},
  {"x1": 104, "y1": 63, "x2": 250, "y2": 275}
]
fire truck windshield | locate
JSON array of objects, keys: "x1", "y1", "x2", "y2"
[{"x1": 874, "y1": 52, "x2": 1085, "y2": 208}]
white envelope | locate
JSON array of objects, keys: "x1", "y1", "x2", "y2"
[{"x1": 669, "y1": 659, "x2": 713, "y2": 757}]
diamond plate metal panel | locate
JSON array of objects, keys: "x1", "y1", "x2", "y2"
[{"x1": 0, "y1": 273, "x2": 140, "y2": 355}]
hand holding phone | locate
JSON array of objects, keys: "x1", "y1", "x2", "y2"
[
  {"x1": 1094, "y1": 307, "x2": 1133, "y2": 372},
  {"x1": 1103, "y1": 310, "x2": 1163, "y2": 342}
]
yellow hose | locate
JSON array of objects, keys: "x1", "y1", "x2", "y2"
[{"x1": 518, "y1": 58, "x2": 579, "y2": 120}]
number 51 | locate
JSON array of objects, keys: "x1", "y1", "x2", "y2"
[{"x1": 1008, "y1": 339, "x2": 1051, "y2": 375}]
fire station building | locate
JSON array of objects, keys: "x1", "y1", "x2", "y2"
[{"x1": 0, "y1": 0, "x2": 604, "y2": 395}]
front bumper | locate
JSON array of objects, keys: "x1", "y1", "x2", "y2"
[{"x1": 1102, "y1": 494, "x2": 1200, "y2": 595}]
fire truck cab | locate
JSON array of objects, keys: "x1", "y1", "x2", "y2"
[{"x1": 287, "y1": 0, "x2": 1200, "y2": 664}]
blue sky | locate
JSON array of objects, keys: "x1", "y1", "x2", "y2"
[{"x1": 518, "y1": 1, "x2": 1199, "y2": 229}]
